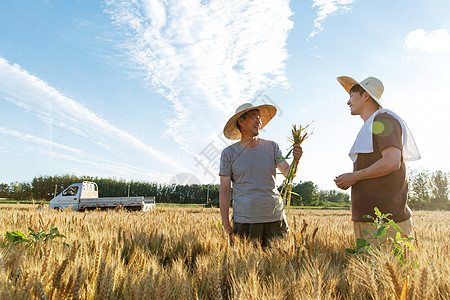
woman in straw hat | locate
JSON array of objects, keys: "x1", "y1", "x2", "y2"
[
  {"x1": 219, "y1": 103, "x2": 302, "y2": 246},
  {"x1": 334, "y1": 76, "x2": 420, "y2": 248}
]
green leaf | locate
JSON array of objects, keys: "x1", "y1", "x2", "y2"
[
  {"x1": 5, "y1": 231, "x2": 28, "y2": 244},
  {"x1": 374, "y1": 207, "x2": 381, "y2": 217},
  {"x1": 55, "y1": 232, "x2": 66, "y2": 238},
  {"x1": 285, "y1": 148, "x2": 294, "y2": 159},
  {"x1": 404, "y1": 241, "x2": 415, "y2": 250},
  {"x1": 362, "y1": 230, "x2": 370, "y2": 236},
  {"x1": 374, "y1": 227, "x2": 386, "y2": 238},
  {"x1": 393, "y1": 243, "x2": 402, "y2": 252},
  {"x1": 355, "y1": 238, "x2": 369, "y2": 250},
  {"x1": 391, "y1": 222, "x2": 401, "y2": 231},
  {"x1": 345, "y1": 248, "x2": 357, "y2": 254}
]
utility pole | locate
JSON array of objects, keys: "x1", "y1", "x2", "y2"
[{"x1": 206, "y1": 185, "x2": 210, "y2": 204}]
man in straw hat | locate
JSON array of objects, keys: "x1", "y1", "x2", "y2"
[
  {"x1": 219, "y1": 103, "x2": 303, "y2": 246},
  {"x1": 334, "y1": 76, "x2": 420, "y2": 247}
]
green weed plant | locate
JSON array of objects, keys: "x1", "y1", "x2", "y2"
[
  {"x1": 1, "y1": 224, "x2": 68, "y2": 250},
  {"x1": 346, "y1": 207, "x2": 417, "y2": 266}
]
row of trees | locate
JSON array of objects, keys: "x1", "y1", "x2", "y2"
[
  {"x1": 1, "y1": 174, "x2": 214, "y2": 205},
  {"x1": 408, "y1": 169, "x2": 449, "y2": 210},
  {"x1": 1, "y1": 174, "x2": 349, "y2": 207},
  {"x1": 1, "y1": 169, "x2": 448, "y2": 210}
]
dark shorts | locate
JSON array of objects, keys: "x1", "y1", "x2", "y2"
[{"x1": 233, "y1": 219, "x2": 288, "y2": 246}]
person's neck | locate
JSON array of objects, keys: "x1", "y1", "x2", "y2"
[
  {"x1": 239, "y1": 136, "x2": 260, "y2": 148},
  {"x1": 360, "y1": 107, "x2": 381, "y2": 122}
]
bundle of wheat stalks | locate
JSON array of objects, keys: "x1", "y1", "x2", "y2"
[{"x1": 278, "y1": 124, "x2": 312, "y2": 210}]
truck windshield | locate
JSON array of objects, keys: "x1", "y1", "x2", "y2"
[{"x1": 63, "y1": 186, "x2": 79, "y2": 196}]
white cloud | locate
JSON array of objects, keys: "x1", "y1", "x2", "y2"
[
  {"x1": 105, "y1": 0, "x2": 293, "y2": 149},
  {"x1": 0, "y1": 126, "x2": 84, "y2": 156},
  {"x1": 0, "y1": 57, "x2": 186, "y2": 173},
  {"x1": 0, "y1": 126, "x2": 167, "y2": 180},
  {"x1": 310, "y1": 0, "x2": 355, "y2": 38},
  {"x1": 404, "y1": 29, "x2": 450, "y2": 52}
]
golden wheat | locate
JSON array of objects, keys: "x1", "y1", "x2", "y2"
[
  {"x1": 386, "y1": 260, "x2": 402, "y2": 297},
  {"x1": 0, "y1": 206, "x2": 448, "y2": 299}
]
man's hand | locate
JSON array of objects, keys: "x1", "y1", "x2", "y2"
[
  {"x1": 292, "y1": 144, "x2": 303, "y2": 161},
  {"x1": 223, "y1": 222, "x2": 234, "y2": 245},
  {"x1": 334, "y1": 172, "x2": 359, "y2": 190},
  {"x1": 335, "y1": 146, "x2": 402, "y2": 190}
]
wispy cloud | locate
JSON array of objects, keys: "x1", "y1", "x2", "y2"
[
  {"x1": 0, "y1": 126, "x2": 84, "y2": 156},
  {"x1": 0, "y1": 57, "x2": 186, "y2": 173},
  {"x1": 404, "y1": 29, "x2": 450, "y2": 52},
  {"x1": 0, "y1": 126, "x2": 165, "y2": 179},
  {"x1": 310, "y1": 0, "x2": 354, "y2": 39},
  {"x1": 105, "y1": 0, "x2": 293, "y2": 148}
]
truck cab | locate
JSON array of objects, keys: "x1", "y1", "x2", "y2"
[{"x1": 49, "y1": 181, "x2": 98, "y2": 210}]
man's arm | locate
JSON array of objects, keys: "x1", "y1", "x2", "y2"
[
  {"x1": 219, "y1": 175, "x2": 234, "y2": 244},
  {"x1": 277, "y1": 160, "x2": 290, "y2": 177},
  {"x1": 335, "y1": 146, "x2": 402, "y2": 190}
]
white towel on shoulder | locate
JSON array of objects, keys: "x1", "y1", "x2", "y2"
[{"x1": 349, "y1": 109, "x2": 421, "y2": 163}]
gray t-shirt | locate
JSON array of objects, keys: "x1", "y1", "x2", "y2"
[{"x1": 219, "y1": 139, "x2": 285, "y2": 223}]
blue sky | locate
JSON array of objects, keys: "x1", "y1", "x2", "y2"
[{"x1": 1, "y1": 0, "x2": 449, "y2": 191}]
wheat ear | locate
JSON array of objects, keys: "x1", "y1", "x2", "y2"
[
  {"x1": 72, "y1": 266, "x2": 84, "y2": 300},
  {"x1": 418, "y1": 267, "x2": 428, "y2": 300},
  {"x1": 385, "y1": 261, "x2": 402, "y2": 297},
  {"x1": 313, "y1": 269, "x2": 321, "y2": 300},
  {"x1": 33, "y1": 279, "x2": 48, "y2": 300}
]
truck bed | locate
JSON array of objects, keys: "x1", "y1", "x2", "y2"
[{"x1": 79, "y1": 196, "x2": 145, "y2": 210}]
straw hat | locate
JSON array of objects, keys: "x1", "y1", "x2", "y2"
[
  {"x1": 223, "y1": 103, "x2": 277, "y2": 140},
  {"x1": 337, "y1": 76, "x2": 384, "y2": 107}
]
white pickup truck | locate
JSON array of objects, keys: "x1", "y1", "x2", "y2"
[{"x1": 49, "y1": 181, "x2": 155, "y2": 211}]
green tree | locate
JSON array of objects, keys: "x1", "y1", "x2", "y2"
[
  {"x1": 32, "y1": 175, "x2": 54, "y2": 200},
  {"x1": 408, "y1": 169, "x2": 431, "y2": 209},
  {"x1": 292, "y1": 181, "x2": 319, "y2": 206},
  {"x1": 430, "y1": 170, "x2": 449, "y2": 210},
  {"x1": 96, "y1": 177, "x2": 129, "y2": 197},
  {"x1": 319, "y1": 189, "x2": 350, "y2": 206},
  {"x1": 0, "y1": 183, "x2": 10, "y2": 198},
  {"x1": 9, "y1": 181, "x2": 32, "y2": 201},
  {"x1": 31, "y1": 174, "x2": 92, "y2": 201}
]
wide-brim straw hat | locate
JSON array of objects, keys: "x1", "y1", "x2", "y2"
[
  {"x1": 223, "y1": 103, "x2": 277, "y2": 140},
  {"x1": 337, "y1": 76, "x2": 384, "y2": 107}
]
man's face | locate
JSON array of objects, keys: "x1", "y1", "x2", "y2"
[
  {"x1": 239, "y1": 110, "x2": 262, "y2": 137},
  {"x1": 347, "y1": 91, "x2": 366, "y2": 115}
]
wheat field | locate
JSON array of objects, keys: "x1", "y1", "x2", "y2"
[{"x1": 0, "y1": 206, "x2": 448, "y2": 299}]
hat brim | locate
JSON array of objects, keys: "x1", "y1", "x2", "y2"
[
  {"x1": 337, "y1": 76, "x2": 359, "y2": 93},
  {"x1": 223, "y1": 104, "x2": 277, "y2": 140},
  {"x1": 337, "y1": 76, "x2": 383, "y2": 107}
]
